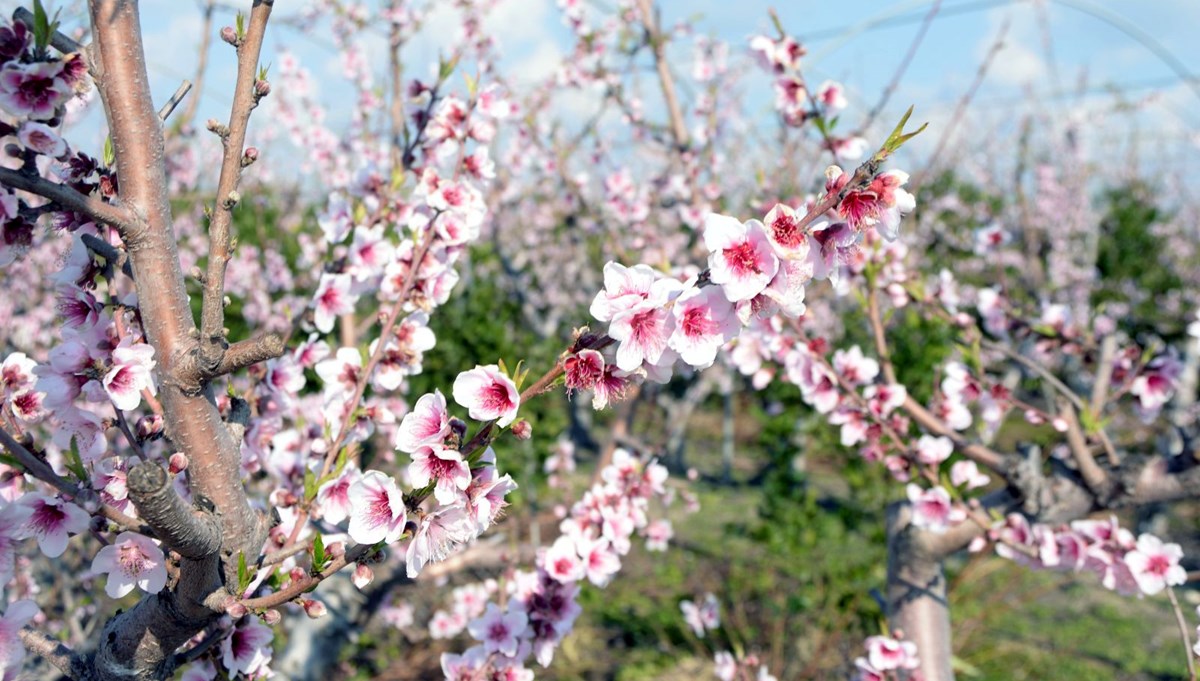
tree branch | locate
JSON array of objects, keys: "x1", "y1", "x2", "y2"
[
  {"x1": 213, "y1": 333, "x2": 285, "y2": 377},
  {"x1": 197, "y1": 0, "x2": 274, "y2": 376},
  {"x1": 0, "y1": 167, "x2": 133, "y2": 232},
  {"x1": 19, "y1": 628, "x2": 79, "y2": 678},
  {"x1": 126, "y1": 461, "x2": 221, "y2": 560},
  {"x1": 634, "y1": 0, "x2": 689, "y2": 151}
]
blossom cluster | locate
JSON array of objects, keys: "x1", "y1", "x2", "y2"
[
  {"x1": 439, "y1": 449, "x2": 674, "y2": 679},
  {"x1": 986, "y1": 514, "x2": 1186, "y2": 598},
  {"x1": 852, "y1": 634, "x2": 921, "y2": 681}
]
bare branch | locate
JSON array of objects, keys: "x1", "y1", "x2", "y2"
[
  {"x1": 213, "y1": 333, "x2": 285, "y2": 377},
  {"x1": 197, "y1": 0, "x2": 275, "y2": 376},
  {"x1": 901, "y1": 396, "x2": 1007, "y2": 472},
  {"x1": 157, "y1": 80, "x2": 193, "y2": 122},
  {"x1": 19, "y1": 628, "x2": 78, "y2": 678},
  {"x1": 634, "y1": 0, "x2": 689, "y2": 151},
  {"x1": 79, "y1": 232, "x2": 133, "y2": 279},
  {"x1": 175, "y1": 0, "x2": 215, "y2": 131},
  {"x1": 126, "y1": 462, "x2": 221, "y2": 559},
  {"x1": 1060, "y1": 401, "x2": 1112, "y2": 499},
  {"x1": 0, "y1": 167, "x2": 133, "y2": 232}
]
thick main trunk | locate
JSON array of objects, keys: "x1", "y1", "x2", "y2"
[{"x1": 886, "y1": 502, "x2": 954, "y2": 681}]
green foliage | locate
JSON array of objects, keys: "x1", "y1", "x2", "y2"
[{"x1": 1092, "y1": 182, "x2": 1185, "y2": 339}]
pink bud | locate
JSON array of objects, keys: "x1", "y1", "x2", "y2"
[
  {"x1": 136, "y1": 414, "x2": 163, "y2": 439},
  {"x1": 325, "y1": 541, "x2": 345, "y2": 559},
  {"x1": 254, "y1": 80, "x2": 271, "y2": 98},
  {"x1": 289, "y1": 567, "x2": 306, "y2": 584},
  {"x1": 224, "y1": 597, "x2": 248, "y2": 619},
  {"x1": 302, "y1": 598, "x2": 327, "y2": 619},
  {"x1": 241, "y1": 146, "x2": 259, "y2": 167},
  {"x1": 262, "y1": 609, "x2": 282, "y2": 625},
  {"x1": 220, "y1": 26, "x2": 238, "y2": 45},
  {"x1": 352, "y1": 563, "x2": 374, "y2": 589},
  {"x1": 511, "y1": 419, "x2": 532, "y2": 440},
  {"x1": 168, "y1": 452, "x2": 189, "y2": 474}
]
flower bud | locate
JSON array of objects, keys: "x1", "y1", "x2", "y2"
[
  {"x1": 289, "y1": 567, "x2": 306, "y2": 584},
  {"x1": 137, "y1": 414, "x2": 164, "y2": 440},
  {"x1": 241, "y1": 146, "x2": 259, "y2": 167},
  {"x1": 220, "y1": 26, "x2": 238, "y2": 45},
  {"x1": 224, "y1": 597, "x2": 248, "y2": 619},
  {"x1": 511, "y1": 419, "x2": 532, "y2": 440},
  {"x1": 168, "y1": 452, "x2": 189, "y2": 475},
  {"x1": 352, "y1": 563, "x2": 374, "y2": 589},
  {"x1": 262, "y1": 609, "x2": 282, "y2": 625},
  {"x1": 302, "y1": 598, "x2": 327, "y2": 619},
  {"x1": 254, "y1": 79, "x2": 271, "y2": 98},
  {"x1": 325, "y1": 541, "x2": 345, "y2": 559}
]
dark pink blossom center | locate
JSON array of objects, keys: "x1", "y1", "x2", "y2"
[
  {"x1": 680, "y1": 306, "x2": 716, "y2": 338},
  {"x1": 722, "y1": 241, "x2": 761, "y2": 275},
  {"x1": 769, "y1": 212, "x2": 804, "y2": 248}
]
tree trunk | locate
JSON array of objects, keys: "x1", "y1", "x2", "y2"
[{"x1": 886, "y1": 502, "x2": 954, "y2": 681}]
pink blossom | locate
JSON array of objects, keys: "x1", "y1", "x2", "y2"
[
  {"x1": 950, "y1": 460, "x2": 990, "y2": 489},
  {"x1": 644, "y1": 518, "x2": 673, "y2": 551},
  {"x1": 761, "y1": 203, "x2": 811, "y2": 259},
  {"x1": 815, "y1": 80, "x2": 847, "y2": 111},
  {"x1": 1131, "y1": 351, "x2": 1183, "y2": 417},
  {"x1": 543, "y1": 535, "x2": 586, "y2": 583},
  {"x1": 315, "y1": 463, "x2": 361, "y2": 525},
  {"x1": 19, "y1": 492, "x2": 89, "y2": 558},
  {"x1": 395, "y1": 390, "x2": 451, "y2": 453},
  {"x1": 832, "y1": 346, "x2": 879, "y2": 386},
  {"x1": 865, "y1": 635, "x2": 919, "y2": 671},
  {"x1": 91, "y1": 532, "x2": 167, "y2": 598},
  {"x1": 406, "y1": 505, "x2": 475, "y2": 578},
  {"x1": 0, "y1": 502, "x2": 32, "y2": 586},
  {"x1": 220, "y1": 617, "x2": 274, "y2": 677},
  {"x1": 0, "y1": 600, "x2": 39, "y2": 680},
  {"x1": 347, "y1": 470, "x2": 408, "y2": 545},
  {"x1": 609, "y1": 300, "x2": 676, "y2": 372},
  {"x1": 575, "y1": 537, "x2": 620, "y2": 587},
  {"x1": 906, "y1": 484, "x2": 964, "y2": 534},
  {"x1": 563, "y1": 349, "x2": 605, "y2": 392},
  {"x1": 590, "y1": 262, "x2": 673, "y2": 322},
  {"x1": 452, "y1": 365, "x2": 520, "y2": 427},
  {"x1": 0, "y1": 61, "x2": 73, "y2": 120},
  {"x1": 714, "y1": 651, "x2": 737, "y2": 681},
  {"x1": 315, "y1": 347, "x2": 362, "y2": 401},
  {"x1": 103, "y1": 338, "x2": 157, "y2": 411},
  {"x1": 833, "y1": 168, "x2": 916, "y2": 239},
  {"x1": 1123, "y1": 533, "x2": 1186, "y2": 596},
  {"x1": 409, "y1": 446, "x2": 471, "y2": 505},
  {"x1": 915, "y1": 435, "x2": 953, "y2": 466},
  {"x1": 806, "y1": 219, "x2": 858, "y2": 283},
  {"x1": 704, "y1": 213, "x2": 779, "y2": 302},
  {"x1": 668, "y1": 286, "x2": 739, "y2": 368},
  {"x1": 17, "y1": 121, "x2": 66, "y2": 157},
  {"x1": 468, "y1": 602, "x2": 529, "y2": 657},
  {"x1": 311, "y1": 272, "x2": 357, "y2": 334},
  {"x1": 864, "y1": 383, "x2": 907, "y2": 418}
]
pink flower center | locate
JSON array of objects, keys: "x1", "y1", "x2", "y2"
[
  {"x1": 30, "y1": 501, "x2": 65, "y2": 534},
  {"x1": 769, "y1": 212, "x2": 804, "y2": 248},
  {"x1": 628, "y1": 309, "x2": 661, "y2": 342},
  {"x1": 482, "y1": 381, "x2": 513, "y2": 412},
  {"x1": 108, "y1": 365, "x2": 135, "y2": 392},
  {"x1": 680, "y1": 306, "x2": 716, "y2": 339},
  {"x1": 1145, "y1": 554, "x2": 1172, "y2": 576},
  {"x1": 722, "y1": 241, "x2": 761, "y2": 275},
  {"x1": 117, "y1": 543, "x2": 149, "y2": 577},
  {"x1": 487, "y1": 620, "x2": 510, "y2": 642},
  {"x1": 367, "y1": 488, "x2": 395, "y2": 527}
]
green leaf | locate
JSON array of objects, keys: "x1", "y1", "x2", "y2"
[
  {"x1": 235, "y1": 12, "x2": 246, "y2": 39},
  {"x1": 303, "y1": 469, "x2": 318, "y2": 503},
  {"x1": 63, "y1": 439, "x2": 86, "y2": 482},
  {"x1": 877, "y1": 105, "x2": 928, "y2": 159},
  {"x1": 102, "y1": 136, "x2": 115, "y2": 168},
  {"x1": 31, "y1": 0, "x2": 50, "y2": 50},
  {"x1": 312, "y1": 532, "x2": 326, "y2": 571},
  {"x1": 0, "y1": 452, "x2": 19, "y2": 468},
  {"x1": 237, "y1": 552, "x2": 252, "y2": 594}
]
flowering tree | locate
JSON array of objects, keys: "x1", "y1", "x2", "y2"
[{"x1": 1, "y1": 1, "x2": 1199, "y2": 681}]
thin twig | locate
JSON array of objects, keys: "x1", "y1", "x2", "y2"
[
  {"x1": 0, "y1": 168, "x2": 134, "y2": 233},
  {"x1": 157, "y1": 80, "x2": 193, "y2": 122},
  {"x1": 1167, "y1": 586, "x2": 1198, "y2": 681},
  {"x1": 858, "y1": 0, "x2": 942, "y2": 134}
]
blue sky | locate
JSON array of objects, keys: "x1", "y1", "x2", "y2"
[{"x1": 5, "y1": 0, "x2": 1199, "y2": 173}]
